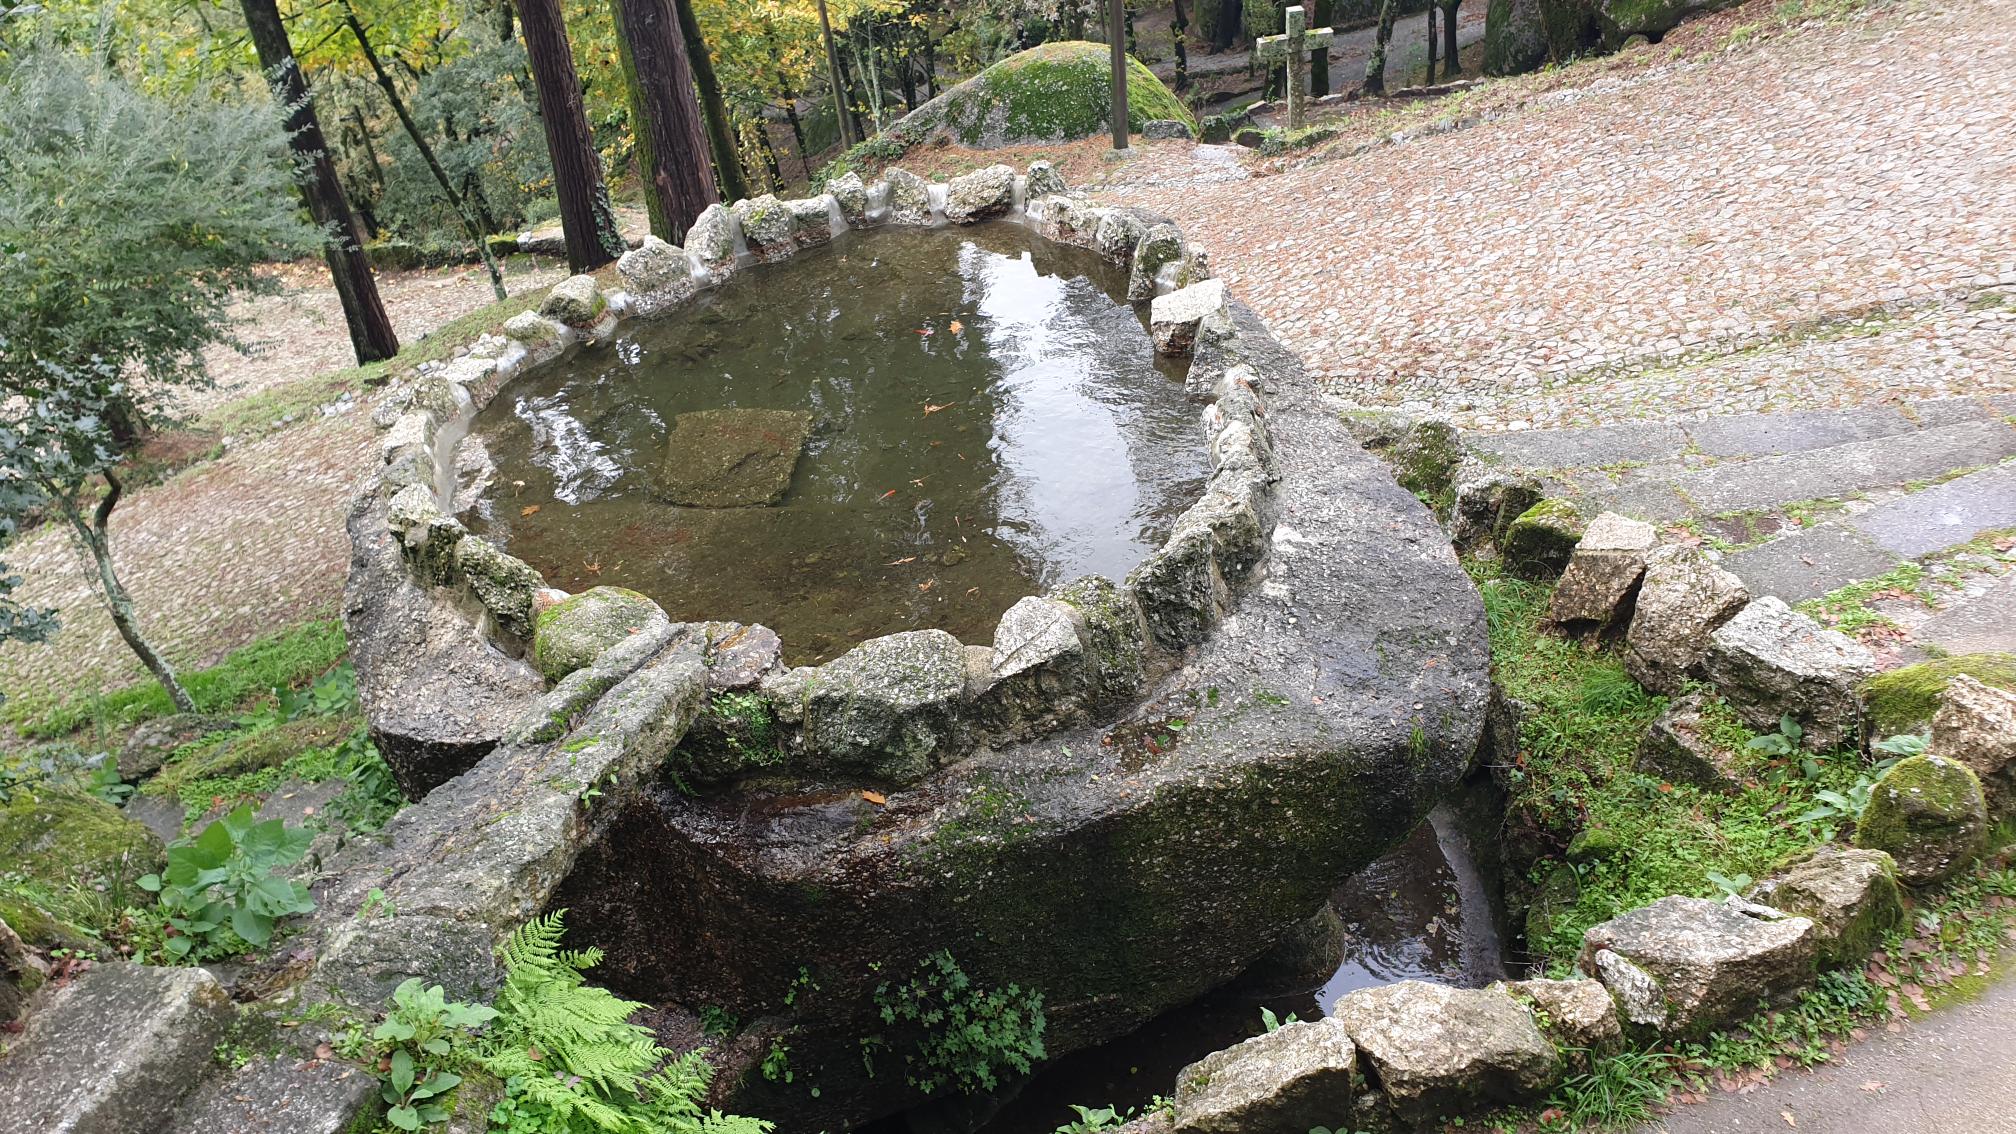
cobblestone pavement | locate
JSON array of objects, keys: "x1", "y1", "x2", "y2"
[{"x1": 1096, "y1": 0, "x2": 2016, "y2": 431}]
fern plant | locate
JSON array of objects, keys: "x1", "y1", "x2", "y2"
[{"x1": 481, "y1": 912, "x2": 770, "y2": 1134}]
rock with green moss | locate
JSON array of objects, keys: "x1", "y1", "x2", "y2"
[
  {"x1": 1451, "y1": 464, "x2": 1543, "y2": 550},
  {"x1": 1051, "y1": 575, "x2": 1152, "y2": 706},
  {"x1": 770, "y1": 630, "x2": 972, "y2": 782},
  {"x1": 1373, "y1": 418, "x2": 1464, "y2": 519},
  {"x1": 166, "y1": 1050, "x2": 378, "y2": 1134},
  {"x1": 980, "y1": 597, "x2": 1094, "y2": 739},
  {"x1": 1329, "y1": 981, "x2": 1561, "y2": 1123},
  {"x1": 1171, "y1": 1019, "x2": 1356, "y2": 1134},
  {"x1": 1932, "y1": 674, "x2": 2016, "y2": 819},
  {"x1": 0, "y1": 787, "x2": 163, "y2": 896},
  {"x1": 533, "y1": 587, "x2": 670, "y2": 684},
  {"x1": 1128, "y1": 222, "x2": 1186, "y2": 301},
  {"x1": 1854, "y1": 753, "x2": 1989, "y2": 884},
  {"x1": 1863, "y1": 652, "x2": 2016, "y2": 736},
  {"x1": 454, "y1": 535, "x2": 546, "y2": 641},
  {"x1": 1747, "y1": 845, "x2": 1904, "y2": 967},
  {"x1": 1484, "y1": 0, "x2": 1548, "y2": 74},
  {"x1": 538, "y1": 274, "x2": 606, "y2": 326},
  {"x1": 1501, "y1": 498, "x2": 1586, "y2": 580},
  {"x1": 1578, "y1": 896, "x2": 1816, "y2": 1038},
  {"x1": 874, "y1": 41, "x2": 1193, "y2": 153},
  {"x1": 1551, "y1": 511, "x2": 1656, "y2": 631},
  {"x1": 1625, "y1": 544, "x2": 1750, "y2": 696},
  {"x1": 502, "y1": 309, "x2": 567, "y2": 350},
  {"x1": 1489, "y1": 977, "x2": 1622, "y2": 1068},
  {"x1": 1094, "y1": 205, "x2": 1158, "y2": 264},
  {"x1": 616, "y1": 234, "x2": 689, "y2": 295},
  {"x1": 117, "y1": 712, "x2": 233, "y2": 782},
  {"x1": 1634, "y1": 693, "x2": 1744, "y2": 792},
  {"x1": 944, "y1": 163, "x2": 1017, "y2": 224},
  {"x1": 146, "y1": 715, "x2": 359, "y2": 801},
  {"x1": 658, "y1": 407, "x2": 812, "y2": 508}
]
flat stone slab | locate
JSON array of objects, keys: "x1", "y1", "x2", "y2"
[
  {"x1": 0, "y1": 962, "x2": 235, "y2": 1134},
  {"x1": 658, "y1": 408, "x2": 813, "y2": 507},
  {"x1": 1683, "y1": 406, "x2": 1917, "y2": 458},
  {"x1": 1914, "y1": 572, "x2": 2016, "y2": 657},
  {"x1": 1722, "y1": 523, "x2": 1903, "y2": 603},
  {"x1": 1846, "y1": 462, "x2": 2016, "y2": 557},
  {"x1": 1467, "y1": 421, "x2": 1687, "y2": 471},
  {"x1": 166, "y1": 1054, "x2": 375, "y2": 1134}
]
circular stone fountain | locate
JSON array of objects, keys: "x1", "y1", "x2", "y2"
[{"x1": 315, "y1": 162, "x2": 1491, "y2": 1132}]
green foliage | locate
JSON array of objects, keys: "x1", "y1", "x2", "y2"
[
  {"x1": 1861, "y1": 653, "x2": 2016, "y2": 735},
  {"x1": 1795, "y1": 563, "x2": 1930, "y2": 633},
  {"x1": 134, "y1": 805, "x2": 315, "y2": 963},
  {"x1": 482, "y1": 912, "x2": 770, "y2": 1134},
  {"x1": 4, "y1": 619, "x2": 348, "y2": 739},
  {"x1": 373, "y1": 979, "x2": 499, "y2": 1130},
  {"x1": 1743, "y1": 714, "x2": 1804, "y2": 758},
  {"x1": 1258, "y1": 1005, "x2": 1300, "y2": 1032},
  {"x1": 1540, "y1": 1048, "x2": 1677, "y2": 1129},
  {"x1": 871, "y1": 949, "x2": 1046, "y2": 1095}
]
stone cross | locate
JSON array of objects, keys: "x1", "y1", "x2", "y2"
[{"x1": 1255, "y1": 5, "x2": 1334, "y2": 131}]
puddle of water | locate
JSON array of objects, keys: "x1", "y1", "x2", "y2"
[
  {"x1": 469, "y1": 226, "x2": 1205, "y2": 665},
  {"x1": 929, "y1": 787, "x2": 1507, "y2": 1134}
]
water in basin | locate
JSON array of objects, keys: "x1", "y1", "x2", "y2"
[{"x1": 469, "y1": 225, "x2": 1205, "y2": 664}]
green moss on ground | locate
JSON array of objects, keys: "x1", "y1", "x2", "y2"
[
  {"x1": 0, "y1": 787, "x2": 162, "y2": 895},
  {"x1": 1863, "y1": 653, "x2": 2016, "y2": 736},
  {"x1": 144, "y1": 714, "x2": 360, "y2": 805}
]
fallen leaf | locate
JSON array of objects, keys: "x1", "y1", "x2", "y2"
[
  {"x1": 1782, "y1": 1110, "x2": 1797, "y2": 1127},
  {"x1": 915, "y1": 327, "x2": 933, "y2": 336},
  {"x1": 1860, "y1": 1081, "x2": 1886, "y2": 1093},
  {"x1": 861, "y1": 790, "x2": 887, "y2": 805},
  {"x1": 923, "y1": 401, "x2": 955, "y2": 415},
  {"x1": 521, "y1": 504, "x2": 541, "y2": 516},
  {"x1": 886, "y1": 556, "x2": 917, "y2": 566},
  {"x1": 314, "y1": 1043, "x2": 336, "y2": 1062},
  {"x1": 918, "y1": 579, "x2": 935, "y2": 592},
  {"x1": 879, "y1": 489, "x2": 898, "y2": 500},
  {"x1": 948, "y1": 320, "x2": 964, "y2": 333},
  {"x1": 584, "y1": 559, "x2": 602, "y2": 575}
]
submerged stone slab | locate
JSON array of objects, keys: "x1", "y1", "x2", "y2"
[
  {"x1": 0, "y1": 962, "x2": 233, "y2": 1134},
  {"x1": 1701, "y1": 596, "x2": 1877, "y2": 750},
  {"x1": 658, "y1": 408, "x2": 813, "y2": 507},
  {"x1": 1625, "y1": 544, "x2": 1750, "y2": 695},
  {"x1": 1329, "y1": 981, "x2": 1560, "y2": 1123},
  {"x1": 1579, "y1": 896, "x2": 1816, "y2": 1037},
  {"x1": 1171, "y1": 1020, "x2": 1355, "y2": 1134}
]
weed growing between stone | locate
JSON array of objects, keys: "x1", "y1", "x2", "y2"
[{"x1": 868, "y1": 949, "x2": 1048, "y2": 1096}]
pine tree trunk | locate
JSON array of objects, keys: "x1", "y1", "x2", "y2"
[
  {"x1": 239, "y1": 0, "x2": 398, "y2": 364},
  {"x1": 518, "y1": 0, "x2": 624, "y2": 271},
  {"x1": 1171, "y1": 0, "x2": 1189, "y2": 89},
  {"x1": 1425, "y1": 5, "x2": 1437, "y2": 85},
  {"x1": 1362, "y1": 0, "x2": 1398, "y2": 95},
  {"x1": 62, "y1": 473, "x2": 197, "y2": 714},
  {"x1": 673, "y1": 0, "x2": 748, "y2": 203},
  {"x1": 342, "y1": 0, "x2": 507, "y2": 300},
  {"x1": 1441, "y1": 0, "x2": 1462, "y2": 77},
  {"x1": 1211, "y1": 0, "x2": 1241, "y2": 51}
]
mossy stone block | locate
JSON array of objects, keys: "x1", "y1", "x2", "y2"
[
  {"x1": 1502, "y1": 498, "x2": 1587, "y2": 580},
  {"x1": 533, "y1": 586, "x2": 669, "y2": 684},
  {"x1": 1854, "y1": 754, "x2": 1989, "y2": 885}
]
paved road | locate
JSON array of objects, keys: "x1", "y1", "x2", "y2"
[{"x1": 1641, "y1": 974, "x2": 2016, "y2": 1134}]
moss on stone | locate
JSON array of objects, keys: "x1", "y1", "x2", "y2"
[
  {"x1": 533, "y1": 586, "x2": 665, "y2": 684},
  {"x1": 1502, "y1": 498, "x2": 1587, "y2": 581},
  {"x1": 0, "y1": 787, "x2": 163, "y2": 895},
  {"x1": 1862, "y1": 653, "x2": 2016, "y2": 737},
  {"x1": 1854, "y1": 754, "x2": 1989, "y2": 885}
]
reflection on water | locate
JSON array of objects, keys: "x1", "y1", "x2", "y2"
[
  {"x1": 468, "y1": 226, "x2": 1204, "y2": 665},
  {"x1": 957, "y1": 792, "x2": 1507, "y2": 1134}
]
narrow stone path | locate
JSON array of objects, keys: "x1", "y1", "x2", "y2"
[{"x1": 1640, "y1": 972, "x2": 2016, "y2": 1133}]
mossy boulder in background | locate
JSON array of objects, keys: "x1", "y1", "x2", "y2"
[
  {"x1": 0, "y1": 787, "x2": 163, "y2": 895},
  {"x1": 1862, "y1": 652, "x2": 2016, "y2": 736},
  {"x1": 846, "y1": 41, "x2": 1194, "y2": 159},
  {"x1": 533, "y1": 586, "x2": 670, "y2": 683},
  {"x1": 1854, "y1": 754, "x2": 1989, "y2": 885}
]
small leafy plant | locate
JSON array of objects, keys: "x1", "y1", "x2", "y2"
[
  {"x1": 135, "y1": 805, "x2": 315, "y2": 962},
  {"x1": 871, "y1": 949, "x2": 1047, "y2": 1095},
  {"x1": 371, "y1": 979, "x2": 497, "y2": 1130},
  {"x1": 1745, "y1": 714, "x2": 1805, "y2": 758}
]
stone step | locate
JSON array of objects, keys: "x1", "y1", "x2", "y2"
[
  {"x1": 0, "y1": 962, "x2": 234, "y2": 1134},
  {"x1": 1911, "y1": 571, "x2": 2016, "y2": 658},
  {"x1": 1593, "y1": 419, "x2": 2016, "y2": 521},
  {"x1": 165, "y1": 1054, "x2": 376, "y2": 1134},
  {"x1": 1719, "y1": 462, "x2": 2016, "y2": 603},
  {"x1": 1466, "y1": 394, "x2": 2016, "y2": 474}
]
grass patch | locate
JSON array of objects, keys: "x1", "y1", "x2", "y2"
[
  {"x1": 4, "y1": 619, "x2": 349, "y2": 741},
  {"x1": 1474, "y1": 560, "x2": 1864, "y2": 966},
  {"x1": 1795, "y1": 562, "x2": 1933, "y2": 633}
]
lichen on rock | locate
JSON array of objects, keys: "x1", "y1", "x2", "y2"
[{"x1": 1853, "y1": 753, "x2": 1989, "y2": 885}]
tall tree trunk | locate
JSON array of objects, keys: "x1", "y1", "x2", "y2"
[
  {"x1": 673, "y1": 0, "x2": 748, "y2": 203},
  {"x1": 341, "y1": 0, "x2": 507, "y2": 300},
  {"x1": 755, "y1": 118, "x2": 784, "y2": 190},
  {"x1": 517, "y1": 0, "x2": 623, "y2": 271},
  {"x1": 239, "y1": 0, "x2": 398, "y2": 363},
  {"x1": 1170, "y1": 0, "x2": 1189, "y2": 89},
  {"x1": 923, "y1": 32, "x2": 937, "y2": 98},
  {"x1": 815, "y1": 0, "x2": 857, "y2": 147},
  {"x1": 495, "y1": 0, "x2": 514, "y2": 42},
  {"x1": 610, "y1": 0, "x2": 716, "y2": 243},
  {"x1": 1425, "y1": 4, "x2": 1437, "y2": 86},
  {"x1": 1124, "y1": 3, "x2": 1137, "y2": 54},
  {"x1": 1362, "y1": 0, "x2": 1398, "y2": 96},
  {"x1": 1211, "y1": 0, "x2": 1241, "y2": 51},
  {"x1": 61, "y1": 473, "x2": 196, "y2": 714},
  {"x1": 1441, "y1": 0, "x2": 1462, "y2": 77},
  {"x1": 343, "y1": 104, "x2": 387, "y2": 237},
  {"x1": 1310, "y1": 0, "x2": 1331, "y2": 94}
]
